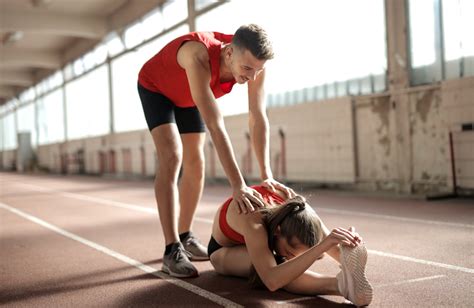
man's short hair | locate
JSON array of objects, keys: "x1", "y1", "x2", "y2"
[{"x1": 232, "y1": 24, "x2": 274, "y2": 60}]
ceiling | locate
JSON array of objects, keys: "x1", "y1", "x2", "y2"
[{"x1": 0, "y1": 0, "x2": 167, "y2": 105}]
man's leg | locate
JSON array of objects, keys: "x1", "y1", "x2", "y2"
[
  {"x1": 178, "y1": 132, "x2": 208, "y2": 260},
  {"x1": 151, "y1": 123, "x2": 182, "y2": 245},
  {"x1": 178, "y1": 132, "x2": 205, "y2": 233},
  {"x1": 151, "y1": 123, "x2": 198, "y2": 277}
]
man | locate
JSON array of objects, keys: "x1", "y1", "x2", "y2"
[{"x1": 137, "y1": 24, "x2": 295, "y2": 278}]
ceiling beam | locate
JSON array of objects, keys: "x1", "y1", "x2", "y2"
[
  {"x1": 0, "y1": 86, "x2": 16, "y2": 98},
  {"x1": 109, "y1": 0, "x2": 164, "y2": 31},
  {"x1": 0, "y1": 71, "x2": 35, "y2": 87},
  {"x1": 0, "y1": 49, "x2": 61, "y2": 69},
  {"x1": 0, "y1": 10, "x2": 107, "y2": 39}
]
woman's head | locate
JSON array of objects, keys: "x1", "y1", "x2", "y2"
[{"x1": 262, "y1": 195, "x2": 323, "y2": 260}]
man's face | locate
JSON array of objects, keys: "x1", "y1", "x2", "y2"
[{"x1": 228, "y1": 46, "x2": 266, "y2": 84}]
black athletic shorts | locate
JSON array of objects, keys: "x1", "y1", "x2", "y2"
[
  {"x1": 137, "y1": 82, "x2": 205, "y2": 133},
  {"x1": 207, "y1": 236, "x2": 223, "y2": 257}
]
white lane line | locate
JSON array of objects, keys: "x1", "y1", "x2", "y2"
[
  {"x1": 368, "y1": 250, "x2": 474, "y2": 274},
  {"x1": 14, "y1": 182, "x2": 473, "y2": 229},
  {"x1": 375, "y1": 275, "x2": 446, "y2": 288},
  {"x1": 275, "y1": 275, "x2": 447, "y2": 304},
  {"x1": 0, "y1": 202, "x2": 243, "y2": 308},
  {"x1": 317, "y1": 208, "x2": 473, "y2": 229},
  {"x1": 274, "y1": 296, "x2": 315, "y2": 304},
  {"x1": 12, "y1": 182, "x2": 474, "y2": 274}
]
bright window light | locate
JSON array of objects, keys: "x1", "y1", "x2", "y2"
[
  {"x1": 37, "y1": 89, "x2": 65, "y2": 145},
  {"x1": 19, "y1": 88, "x2": 35, "y2": 103},
  {"x1": 163, "y1": 0, "x2": 187, "y2": 29},
  {"x1": 196, "y1": 0, "x2": 386, "y2": 113},
  {"x1": 63, "y1": 64, "x2": 74, "y2": 81},
  {"x1": 443, "y1": 0, "x2": 474, "y2": 60},
  {"x1": 104, "y1": 32, "x2": 125, "y2": 57},
  {"x1": 141, "y1": 9, "x2": 165, "y2": 40},
  {"x1": 65, "y1": 65, "x2": 110, "y2": 140},
  {"x1": 124, "y1": 22, "x2": 145, "y2": 49},
  {"x1": 409, "y1": 0, "x2": 436, "y2": 67},
  {"x1": 73, "y1": 59, "x2": 85, "y2": 76}
]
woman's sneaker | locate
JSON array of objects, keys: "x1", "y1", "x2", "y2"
[
  {"x1": 181, "y1": 233, "x2": 209, "y2": 261},
  {"x1": 337, "y1": 244, "x2": 373, "y2": 306},
  {"x1": 162, "y1": 242, "x2": 198, "y2": 278}
]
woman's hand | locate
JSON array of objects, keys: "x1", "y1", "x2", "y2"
[
  {"x1": 321, "y1": 226, "x2": 362, "y2": 248},
  {"x1": 233, "y1": 186, "x2": 265, "y2": 214},
  {"x1": 261, "y1": 178, "x2": 297, "y2": 198}
]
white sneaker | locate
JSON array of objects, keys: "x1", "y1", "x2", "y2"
[{"x1": 337, "y1": 244, "x2": 373, "y2": 306}]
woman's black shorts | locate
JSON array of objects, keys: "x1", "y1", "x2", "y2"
[
  {"x1": 137, "y1": 82, "x2": 205, "y2": 134},
  {"x1": 207, "y1": 236, "x2": 223, "y2": 257}
]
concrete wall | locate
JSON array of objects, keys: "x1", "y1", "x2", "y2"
[
  {"x1": 209, "y1": 97, "x2": 356, "y2": 183},
  {"x1": 3, "y1": 76, "x2": 472, "y2": 196}
]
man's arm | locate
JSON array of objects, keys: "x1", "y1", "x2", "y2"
[
  {"x1": 248, "y1": 69, "x2": 272, "y2": 180},
  {"x1": 177, "y1": 42, "x2": 264, "y2": 212},
  {"x1": 248, "y1": 69, "x2": 296, "y2": 197}
]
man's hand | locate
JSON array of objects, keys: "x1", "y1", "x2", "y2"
[
  {"x1": 233, "y1": 186, "x2": 265, "y2": 214},
  {"x1": 261, "y1": 178, "x2": 297, "y2": 198}
]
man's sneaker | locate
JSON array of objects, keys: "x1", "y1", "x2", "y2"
[
  {"x1": 337, "y1": 244, "x2": 373, "y2": 306},
  {"x1": 162, "y1": 242, "x2": 198, "y2": 278},
  {"x1": 182, "y1": 233, "x2": 209, "y2": 261}
]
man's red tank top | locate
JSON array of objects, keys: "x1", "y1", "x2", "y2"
[{"x1": 138, "y1": 32, "x2": 236, "y2": 108}]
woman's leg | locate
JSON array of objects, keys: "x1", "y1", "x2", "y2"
[
  {"x1": 282, "y1": 270, "x2": 341, "y2": 296},
  {"x1": 210, "y1": 245, "x2": 341, "y2": 296},
  {"x1": 209, "y1": 245, "x2": 253, "y2": 278}
]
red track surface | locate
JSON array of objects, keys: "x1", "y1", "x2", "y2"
[{"x1": 1, "y1": 172, "x2": 473, "y2": 307}]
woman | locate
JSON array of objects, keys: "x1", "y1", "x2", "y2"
[{"x1": 208, "y1": 185, "x2": 373, "y2": 306}]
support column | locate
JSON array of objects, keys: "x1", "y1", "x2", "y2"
[
  {"x1": 107, "y1": 58, "x2": 115, "y2": 134},
  {"x1": 187, "y1": 0, "x2": 196, "y2": 32},
  {"x1": 385, "y1": 0, "x2": 412, "y2": 193}
]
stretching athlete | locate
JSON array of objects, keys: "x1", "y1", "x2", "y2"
[{"x1": 208, "y1": 185, "x2": 373, "y2": 306}]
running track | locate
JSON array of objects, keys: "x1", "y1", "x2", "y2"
[{"x1": 1, "y1": 172, "x2": 473, "y2": 307}]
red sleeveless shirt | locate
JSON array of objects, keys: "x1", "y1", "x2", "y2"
[{"x1": 138, "y1": 32, "x2": 236, "y2": 108}]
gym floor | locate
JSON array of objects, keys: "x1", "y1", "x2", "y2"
[{"x1": 1, "y1": 173, "x2": 472, "y2": 307}]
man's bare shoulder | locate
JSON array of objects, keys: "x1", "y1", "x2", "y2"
[{"x1": 177, "y1": 40, "x2": 209, "y2": 69}]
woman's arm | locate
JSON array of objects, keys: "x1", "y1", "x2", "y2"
[{"x1": 241, "y1": 216, "x2": 353, "y2": 291}]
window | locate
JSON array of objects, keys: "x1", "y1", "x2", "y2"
[
  {"x1": 409, "y1": 0, "x2": 474, "y2": 84},
  {"x1": 104, "y1": 32, "x2": 125, "y2": 57},
  {"x1": 113, "y1": 25, "x2": 189, "y2": 132},
  {"x1": 141, "y1": 9, "x2": 165, "y2": 40},
  {"x1": 195, "y1": 0, "x2": 216, "y2": 11},
  {"x1": 2, "y1": 112, "x2": 17, "y2": 150},
  {"x1": 162, "y1": 0, "x2": 188, "y2": 29},
  {"x1": 19, "y1": 88, "x2": 35, "y2": 103},
  {"x1": 197, "y1": 0, "x2": 387, "y2": 110},
  {"x1": 37, "y1": 90, "x2": 65, "y2": 145},
  {"x1": 65, "y1": 65, "x2": 110, "y2": 139},
  {"x1": 17, "y1": 103, "x2": 37, "y2": 148},
  {"x1": 124, "y1": 22, "x2": 145, "y2": 49}
]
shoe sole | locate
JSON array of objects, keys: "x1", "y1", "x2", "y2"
[
  {"x1": 340, "y1": 244, "x2": 373, "y2": 306},
  {"x1": 162, "y1": 264, "x2": 199, "y2": 278}
]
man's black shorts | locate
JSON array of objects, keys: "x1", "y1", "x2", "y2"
[{"x1": 137, "y1": 82, "x2": 205, "y2": 134}]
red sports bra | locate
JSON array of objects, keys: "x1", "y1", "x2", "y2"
[{"x1": 219, "y1": 185, "x2": 286, "y2": 244}]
